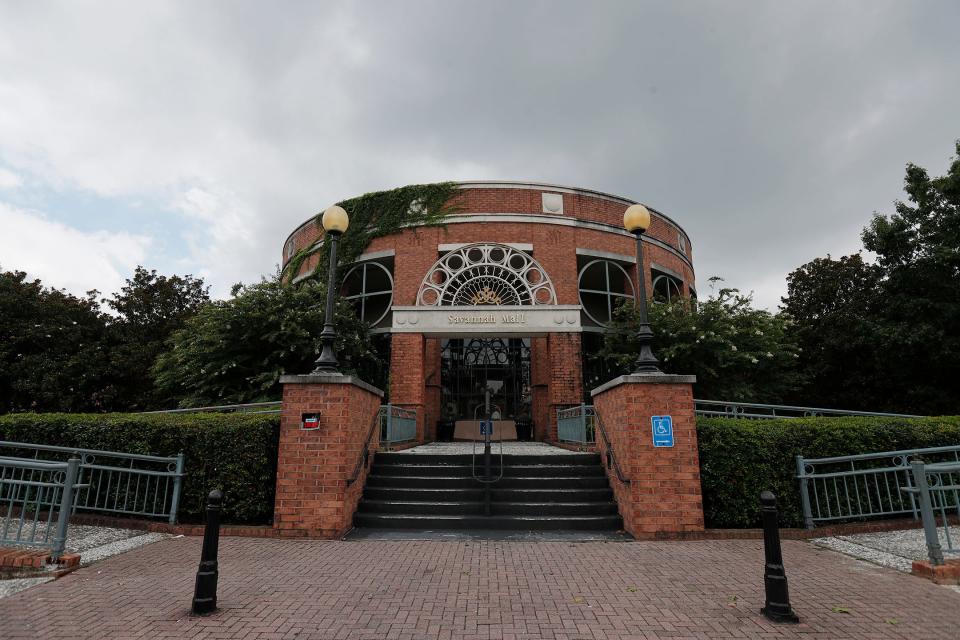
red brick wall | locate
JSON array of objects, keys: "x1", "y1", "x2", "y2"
[
  {"x1": 283, "y1": 185, "x2": 696, "y2": 295},
  {"x1": 546, "y1": 333, "x2": 583, "y2": 441},
  {"x1": 592, "y1": 377, "x2": 704, "y2": 537},
  {"x1": 274, "y1": 379, "x2": 382, "y2": 538},
  {"x1": 530, "y1": 336, "x2": 550, "y2": 441},
  {"x1": 389, "y1": 333, "x2": 426, "y2": 441}
]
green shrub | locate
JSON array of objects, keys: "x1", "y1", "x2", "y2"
[
  {"x1": 0, "y1": 413, "x2": 279, "y2": 524},
  {"x1": 697, "y1": 416, "x2": 960, "y2": 528}
]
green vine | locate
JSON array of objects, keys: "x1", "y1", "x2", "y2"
[{"x1": 282, "y1": 181, "x2": 460, "y2": 283}]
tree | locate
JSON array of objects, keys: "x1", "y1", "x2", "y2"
[
  {"x1": 782, "y1": 140, "x2": 960, "y2": 414},
  {"x1": 781, "y1": 254, "x2": 886, "y2": 410},
  {"x1": 105, "y1": 266, "x2": 209, "y2": 410},
  {"x1": 594, "y1": 280, "x2": 804, "y2": 402},
  {"x1": 154, "y1": 274, "x2": 382, "y2": 407},
  {"x1": 0, "y1": 270, "x2": 113, "y2": 412},
  {"x1": 860, "y1": 141, "x2": 960, "y2": 413}
]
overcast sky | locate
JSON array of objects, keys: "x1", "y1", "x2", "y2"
[{"x1": 1, "y1": 1, "x2": 957, "y2": 309}]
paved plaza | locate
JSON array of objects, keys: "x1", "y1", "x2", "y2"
[{"x1": 1, "y1": 535, "x2": 959, "y2": 639}]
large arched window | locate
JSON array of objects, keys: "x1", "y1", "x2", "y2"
[
  {"x1": 342, "y1": 261, "x2": 393, "y2": 327},
  {"x1": 578, "y1": 259, "x2": 635, "y2": 327}
]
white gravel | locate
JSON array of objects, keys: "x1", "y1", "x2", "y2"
[{"x1": 812, "y1": 525, "x2": 960, "y2": 593}]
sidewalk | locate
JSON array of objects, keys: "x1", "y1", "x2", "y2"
[{"x1": 1, "y1": 535, "x2": 957, "y2": 639}]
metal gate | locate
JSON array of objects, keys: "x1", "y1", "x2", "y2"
[{"x1": 439, "y1": 337, "x2": 532, "y2": 423}]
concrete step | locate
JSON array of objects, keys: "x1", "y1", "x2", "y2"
[{"x1": 353, "y1": 513, "x2": 623, "y2": 531}]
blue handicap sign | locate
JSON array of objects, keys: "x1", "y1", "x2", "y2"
[
  {"x1": 651, "y1": 415, "x2": 674, "y2": 447},
  {"x1": 480, "y1": 421, "x2": 494, "y2": 436}
]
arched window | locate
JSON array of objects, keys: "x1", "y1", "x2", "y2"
[
  {"x1": 341, "y1": 261, "x2": 394, "y2": 327},
  {"x1": 578, "y1": 259, "x2": 635, "y2": 327},
  {"x1": 652, "y1": 271, "x2": 683, "y2": 304},
  {"x1": 417, "y1": 243, "x2": 556, "y2": 307}
]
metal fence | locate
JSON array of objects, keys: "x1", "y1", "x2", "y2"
[
  {"x1": 1, "y1": 456, "x2": 81, "y2": 561},
  {"x1": 143, "y1": 401, "x2": 281, "y2": 414},
  {"x1": 379, "y1": 405, "x2": 417, "y2": 446},
  {"x1": 695, "y1": 399, "x2": 920, "y2": 419},
  {"x1": 557, "y1": 404, "x2": 596, "y2": 444},
  {"x1": 902, "y1": 459, "x2": 960, "y2": 566},
  {"x1": 0, "y1": 441, "x2": 184, "y2": 524},
  {"x1": 796, "y1": 444, "x2": 960, "y2": 529}
]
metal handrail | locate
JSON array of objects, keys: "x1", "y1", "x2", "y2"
[
  {"x1": 142, "y1": 401, "x2": 281, "y2": 414},
  {"x1": 592, "y1": 407, "x2": 630, "y2": 484},
  {"x1": 347, "y1": 408, "x2": 383, "y2": 486},
  {"x1": 695, "y1": 399, "x2": 921, "y2": 419}
]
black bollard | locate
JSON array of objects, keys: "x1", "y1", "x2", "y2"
[
  {"x1": 760, "y1": 491, "x2": 799, "y2": 623},
  {"x1": 192, "y1": 489, "x2": 223, "y2": 615}
]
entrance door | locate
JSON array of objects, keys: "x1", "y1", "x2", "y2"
[{"x1": 440, "y1": 338, "x2": 532, "y2": 440}]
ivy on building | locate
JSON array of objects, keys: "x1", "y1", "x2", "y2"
[{"x1": 283, "y1": 181, "x2": 461, "y2": 284}]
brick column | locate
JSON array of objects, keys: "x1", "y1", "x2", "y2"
[
  {"x1": 389, "y1": 333, "x2": 426, "y2": 442},
  {"x1": 547, "y1": 332, "x2": 583, "y2": 442},
  {"x1": 591, "y1": 373, "x2": 704, "y2": 538},
  {"x1": 274, "y1": 373, "x2": 383, "y2": 538}
]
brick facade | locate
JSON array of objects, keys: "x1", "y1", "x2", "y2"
[
  {"x1": 591, "y1": 374, "x2": 705, "y2": 537},
  {"x1": 274, "y1": 374, "x2": 383, "y2": 538},
  {"x1": 282, "y1": 182, "x2": 696, "y2": 451}
]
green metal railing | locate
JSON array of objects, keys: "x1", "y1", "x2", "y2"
[
  {"x1": 557, "y1": 405, "x2": 596, "y2": 444},
  {"x1": 0, "y1": 441, "x2": 184, "y2": 525},
  {"x1": 143, "y1": 401, "x2": 281, "y2": 414},
  {"x1": 695, "y1": 399, "x2": 920, "y2": 419},
  {"x1": 379, "y1": 404, "x2": 417, "y2": 446},
  {"x1": 796, "y1": 444, "x2": 960, "y2": 529},
  {"x1": 1, "y1": 456, "x2": 81, "y2": 561},
  {"x1": 901, "y1": 460, "x2": 960, "y2": 566}
]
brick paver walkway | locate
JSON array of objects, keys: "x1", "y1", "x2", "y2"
[{"x1": 1, "y1": 536, "x2": 957, "y2": 639}]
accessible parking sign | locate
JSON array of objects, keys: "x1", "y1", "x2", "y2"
[{"x1": 651, "y1": 415, "x2": 674, "y2": 447}]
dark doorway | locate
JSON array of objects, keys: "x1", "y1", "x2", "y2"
[{"x1": 439, "y1": 338, "x2": 532, "y2": 425}]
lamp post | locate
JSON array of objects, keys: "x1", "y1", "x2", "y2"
[
  {"x1": 623, "y1": 204, "x2": 661, "y2": 374},
  {"x1": 313, "y1": 205, "x2": 350, "y2": 374}
]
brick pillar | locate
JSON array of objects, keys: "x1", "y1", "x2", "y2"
[
  {"x1": 423, "y1": 338, "x2": 442, "y2": 441},
  {"x1": 530, "y1": 337, "x2": 550, "y2": 441},
  {"x1": 591, "y1": 373, "x2": 704, "y2": 538},
  {"x1": 389, "y1": 333, "x2": 426, "y2": 442},
  {"x1": 274, "y1": 373, "x2": 383, "y2": 538},
  {"x1": 547, "y1": 332, "x2": 583, "y2": 442}
]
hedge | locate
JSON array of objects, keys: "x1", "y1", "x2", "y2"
[
  {"x1": 4, "y1": 412, "x2": 958, "y2": 530},
  {"x1": 0, "y1": 413, "x2": 280, "y2": 524},
  {"x1": 697, "y1": 415, "x2": 960, "y2": 528}
]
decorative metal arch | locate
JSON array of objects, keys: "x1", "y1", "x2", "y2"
[{"x1": 417, "y1": 243, "x2": 557, "y2": 306}]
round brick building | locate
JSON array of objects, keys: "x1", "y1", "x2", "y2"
[{"x1": 282, "y1": 181, "x2": 695, "y2": 443}]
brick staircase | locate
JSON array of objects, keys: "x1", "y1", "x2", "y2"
[{"x1": 353, "y1": 451, "x2": 622, "y2": 530}]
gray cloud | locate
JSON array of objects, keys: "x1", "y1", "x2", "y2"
[{"x1": 0, "y1": 0, "x2": 957, "y2": 307}]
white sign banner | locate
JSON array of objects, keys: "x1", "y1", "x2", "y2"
[{"x1": 391, "y1": 305, "x2": 581, "y2": 336}]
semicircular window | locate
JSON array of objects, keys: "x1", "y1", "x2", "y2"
[
  {"x1": 341, "y1": 262, "x2": 394, "y2": 327},
  {"x1": 578, "y1": 260, "x2": 635, "y2": 327},
  {"x1": 417, "y1": 243, "x2": 556, "y2": 307}
]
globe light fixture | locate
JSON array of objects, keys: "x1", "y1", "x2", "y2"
[
  {"x1": 321, "y1": 205, "x2": 349, "y2": 234},
  {"x1": 313, "y1": 205, "x2": 350, "y2": 373},
  {"x1": 624, "y1": 204, "x2": 661, "y2": 374}
]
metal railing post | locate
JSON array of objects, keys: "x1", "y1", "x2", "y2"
[
  {"x1": 579, "y1": 404, "x2": 587, "y2": 443},
  {"x1": 51, "y1": 457, "x2": 80, "y2": 562},
  {"x1": 910, "y1": 459, "x2": 944, "y2": 566},
  {"x1": 795, "y1": 456, "x2": 814, "y2": 529},
  {"x1": 386, "y1": 404, "x2": 394, "y2": 445},
  {"x1": 169, "y1": 453, "x2": 185, "y2": 525}
]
